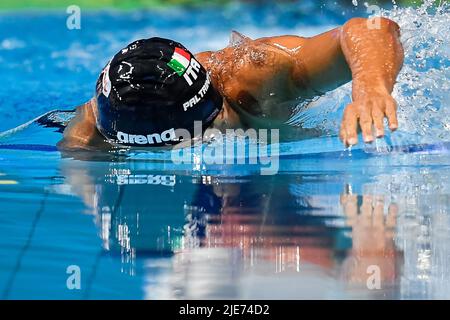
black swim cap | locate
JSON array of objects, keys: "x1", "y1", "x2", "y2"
[{"x1": 95, "y1": 37, "x2": 223, "y2": 147}]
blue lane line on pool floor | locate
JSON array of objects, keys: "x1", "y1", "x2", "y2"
[
  {"x1": 0, "y1": 144, "x2": 58, "y2": 152},
  {"x1": 1, "y1": 141, "x2": 449, "y2": 157}
]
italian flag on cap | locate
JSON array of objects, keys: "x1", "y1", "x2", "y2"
[{"x1": 167, "y1": 47, "x2": 191, "y2": 76}]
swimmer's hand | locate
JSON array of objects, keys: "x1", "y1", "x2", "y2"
[
  {"x1": 337, "y1": 17, "x2": 404, "y2": 147},
  {"x1": 339, "y1": 90, "x2": 398, "y2": 146}
]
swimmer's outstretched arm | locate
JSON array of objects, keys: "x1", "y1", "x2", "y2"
[
  {"x1": 262, "y1": 17, "x2": 404, "y2": 146},
  {"x1": 57, "y1": 98, "x2": 111, "y2": 151},
  {"x1": 338, "y1": 17, "x2": 404, "y2": 146}
]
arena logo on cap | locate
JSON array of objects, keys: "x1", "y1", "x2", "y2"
[
  {"x1": 167, "y1": 47, "x2": 201, "y2": 86},
  {"x1": 116, "y1": 128, "x2": 176, "y2": 145}
]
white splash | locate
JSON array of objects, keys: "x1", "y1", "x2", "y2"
[
  {"x1": 290, "y1": 0, "x2": 450, "y2": 148},
  {"x1": 384, "y1": 0, "x2": 450, "y2": 146}
]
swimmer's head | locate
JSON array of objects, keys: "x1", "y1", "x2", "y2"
[{"x1": 94, "y1": 37, "x2": 223, "y2": 147}]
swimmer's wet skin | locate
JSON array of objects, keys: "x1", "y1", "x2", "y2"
[{"x1": 57, "y1": 17, "x2": 404, "y2": 151}]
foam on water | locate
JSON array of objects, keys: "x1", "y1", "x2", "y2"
[{"x1": 385, "y1": 0, "x2": 450, "y2": 143}]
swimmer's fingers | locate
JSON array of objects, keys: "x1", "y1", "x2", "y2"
[
  {"x1": 371, "y1": 95, "x2": 398, "y2": 136},
  {"x1": 359, "y1": 104, "x2": 374, "y2": 143},
  {"x1": 340, "y1": 103, "x2": 358, "y2": 146},
  {"x1": 372, "y1": 105, "x2": 385, "y2": 138},
  {"x1": 385, "y1": 97, "x2": 398, "y2": 131},
  {"x1": 346, "y1": 94, "x2": 398, "y2": 146}
]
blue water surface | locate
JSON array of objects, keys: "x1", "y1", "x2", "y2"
[{"x1": 1, "y1": 1, "x2": 450, "y2": 300}]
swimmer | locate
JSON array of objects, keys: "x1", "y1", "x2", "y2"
[{"x1": 57, "y1": 17, "x2": 404, "y2": 150}]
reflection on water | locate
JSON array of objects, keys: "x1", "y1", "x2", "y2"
[{"x1": 55, "y1": 153, "x2": 450, "y2": 299}]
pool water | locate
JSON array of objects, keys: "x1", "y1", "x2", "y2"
[{"x1": 1, "y1": 1, "x2": 450, "y2": 299}]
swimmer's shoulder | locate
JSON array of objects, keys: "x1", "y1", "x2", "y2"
[
  {"x1": 196, "y1": 31, "x2": 304, "y2": 74},
  {"x1": 254, "y1": 35, "x2": 308, "y2": 52},
  {"x1": 228, "y1": 30, "x2": 307, "y2": 51}
]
